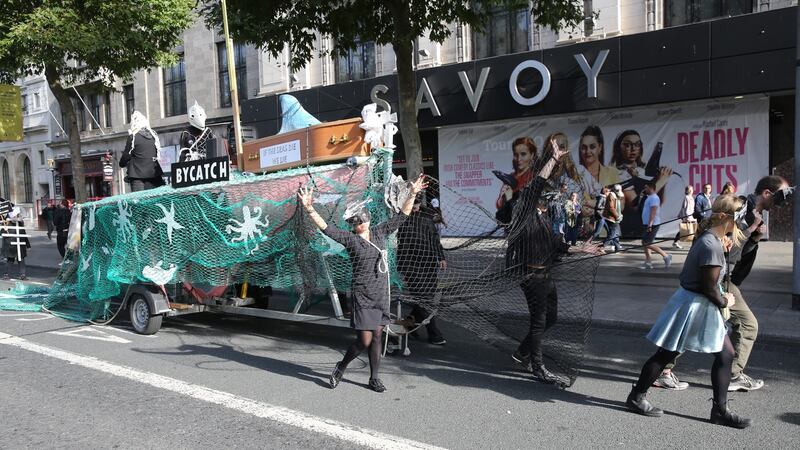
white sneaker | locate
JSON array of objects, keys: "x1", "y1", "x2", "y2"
[
  {"x1": 664, "y1": 254, "x2": 673, "y2": 269},
  {"x1": 672, "y1": 242, "x2": 683, "y2": 249},
  {"x1": 640, "y1": 262, "x2": 653, "y2": 270}
]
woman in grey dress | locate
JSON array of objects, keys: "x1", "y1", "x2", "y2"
[
  {"x1": 298, "y1": 174, "x2": 427, "y2": 392},
  {"x1": 625, "y1": 194, "x2": 752, "y2": 428}
]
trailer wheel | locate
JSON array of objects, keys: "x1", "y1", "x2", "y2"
[{"x1": 129, "y1": 294, "x2": 163, "y2": 335}]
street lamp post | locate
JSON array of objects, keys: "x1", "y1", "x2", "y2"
[{"x1": 46, "y1": 158, "x2": 56, "y2": 200}]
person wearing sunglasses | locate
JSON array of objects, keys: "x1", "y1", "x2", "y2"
[{"x1": 298, "y1": 174, "x2": 427, "y2": 393}]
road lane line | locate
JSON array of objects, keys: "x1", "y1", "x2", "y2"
[{"x1": 0, "y1": 331, "x2": 445, "y2": 450}]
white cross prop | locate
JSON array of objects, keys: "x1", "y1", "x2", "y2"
[{"x1": 1, "y1": 224, "x2": 30, "y2": 261}]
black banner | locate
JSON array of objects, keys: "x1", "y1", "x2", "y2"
[{"x1": 171, "y1": 156, "x2": 230, "y2": 189}]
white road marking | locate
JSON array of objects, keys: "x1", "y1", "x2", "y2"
[
  {"x1": 0, "y1": 312, "x2": 53, "y2": 321},
  {"x1": 0, "y1": 331, "x2": 445, "y2": 450},
  {"x1": 49, "y1": 327, "x2": 132, "y2": 344},
  {"x1": 89, "y1": 325, "x2": 157, "y2": 338}
]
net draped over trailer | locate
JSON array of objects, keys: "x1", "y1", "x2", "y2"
[{"x1": 0, "y1": 148, "x2": 599, "y2": 385}]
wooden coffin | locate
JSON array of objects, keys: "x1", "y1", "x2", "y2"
[{"x1": 241, "y1": 117, "x2": 369, "y2": 173}]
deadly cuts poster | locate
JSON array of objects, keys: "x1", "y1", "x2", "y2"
[{"x1": 437, "y1": 98, "x2": 769, "y2": 237}]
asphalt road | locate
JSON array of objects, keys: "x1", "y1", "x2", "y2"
[{"x1": 1, "y1": 307, "x2": 798, "y2": 449}]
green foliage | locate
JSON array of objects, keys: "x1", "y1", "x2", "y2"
[
  {"x1": 0, "y1": 0, "x2": 195, "y2": 87},
  {"x1": 201, "y1": 0, "x2": 584, "y2": 72}
]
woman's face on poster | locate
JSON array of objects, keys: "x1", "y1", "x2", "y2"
[
  {"x1": 579, "y1": 135, "x2": 602, "y2": 166},
  {"x1": 620, "y1": 134, "x2": 642, "y2": 165},
  {"x1": 553, "y1": 134, "x2": 568, "y2": 154},
  {"x1": 512, "y1": 143, "x2": 533, "y2": 173}
]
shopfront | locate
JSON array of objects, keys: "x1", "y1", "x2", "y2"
[
  {"x1": 56, "y1": 155, "x2": 113, "y2": 201},
  {"x1": 241, "y1": 7, "x2": 796, "y2": 239}
]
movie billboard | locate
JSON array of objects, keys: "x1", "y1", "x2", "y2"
[{"x1": 437, "y1": 98, "x2": 768, "y2": 237}]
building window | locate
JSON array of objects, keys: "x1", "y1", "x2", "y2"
[
  {"x1": 39, "y1": 150, "x2": 45, "y2": 165},
  {"x1": 335, "y1": 41, "x2": 376, "y2": 83},
  {"x1": 124, "y1": 84, "x2": 135, "y2": 123},
  {"x1": 217, "y1": 42, "x2": 248, "y2": 108},
  {"x1": 90, "y1": 93, "x2": 101, "y2": 129},
  {"x1": 665, "y1": 0, "x2": 753, "y2": 27},
  {"x1": 75, "y1": 97, "x2": 87, "y2": 132},
  {"x1": 473, "y1": 6, "x2": 530, "y2": 59},
  {"x1": 163, "y1": 54, "x2": 187, "y2": 117},
  {"x1": 20, "y1": 94, "x2": 28, "y2": 114},
  {"x1": 2, "y1": 160, "x2": 10, "y2": 200},
  {"x1": 33, "y1": 92, "x2": 41, "y2": 110},
  {"x1": 22, "y1": 156, "x2": 33, "y2": 203},
  {"x1": 104, "y1": 92, "x2": 112, "y2": 128}
]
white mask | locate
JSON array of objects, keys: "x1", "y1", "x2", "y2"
[{"x1": 188, "y1": 101, "x2": 207, "y2": 129}]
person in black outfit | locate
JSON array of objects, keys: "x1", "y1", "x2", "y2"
[
  {"x1": 42, "y1": 201, "x2": 56, "y2": 240},
  {"x1": 507, "y1": 138, "x2": 604, "y2": 384},
  {"x1": 397, "y1": 196, "x2": 447, "y2": 345},
  {"x1": 178, "y1": 101, "x2": 211, "y2": 162},
  {"x1": 298, "y1": 175, "x2": 428, "y2": 393},
  {"x1": 119, "y1": 111, "x2": 164, "y2": 192},
  {"x1": 53, "y1": 199, "x2": 71, "y2": 259}
]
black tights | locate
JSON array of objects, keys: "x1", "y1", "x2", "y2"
[
  {"x1": 339, "y1": 326, "x2": 384, "y2": 379},
  {"x1": 633, "y1": 335, "x2": 735, "y2": 404}
]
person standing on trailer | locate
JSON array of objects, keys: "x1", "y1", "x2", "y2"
[
  {"x1": 119, "y1": 111, "x2": 164, "y2": 192},
  {"x1": 298, "y1": 174, "x2": 427, "y2": 393}
]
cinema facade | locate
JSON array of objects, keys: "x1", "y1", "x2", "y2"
[{"x1": 241, "y1": 7, "x2": 796, "y2": 240}]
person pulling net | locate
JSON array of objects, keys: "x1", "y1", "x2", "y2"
[{"x1": 298, "y1": 174, "x2": 428, "y2": 393}]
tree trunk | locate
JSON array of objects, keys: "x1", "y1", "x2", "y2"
[
  {"x1": 45, "y1": 65, "x2": 87, "y2": 204},
  {"x1": 389, "y1": 1, "x2": 423, "y2": 179}
]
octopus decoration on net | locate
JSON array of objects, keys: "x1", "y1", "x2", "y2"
[{"x1": 225, "y1": 205, "x2": 269, "y2": 256}]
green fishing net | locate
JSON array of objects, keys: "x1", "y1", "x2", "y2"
[{"x1": 0, "y1": 147, "x2": 600, "y2": 386}]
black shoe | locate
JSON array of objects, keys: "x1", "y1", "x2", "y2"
[
  {"x1": 512, "y1": 350, "x2": 532, "y2": 371},
  {"x1": 531, "y1": 364, "x2": 561, "y2": 384},
  {"x1": 710, "y1": 401, "x2": 752, "y2": 429},
  {"x1": 625, "y1": 390, "x2": 664, "y2": 417},
  {"x1": 368, "y1": 378, "x2": 386, "y2": 393},
  {"x1": 329, "y1": 363, "x2": 344, "y2": 389},
  {"x1": 428, "y1": 336, "x2": 446, "y2": 345}
]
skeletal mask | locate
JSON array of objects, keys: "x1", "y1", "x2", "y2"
[{"x1": 188, "y1": 101, "x2": 207, "y2": 129}]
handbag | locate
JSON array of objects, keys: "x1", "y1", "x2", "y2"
[{"x1": 678, "y1": 221, "x2": 696, "y2": 242}]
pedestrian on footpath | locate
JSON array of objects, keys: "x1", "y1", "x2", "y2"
[
  {"x1": 564, "y1": 192, "x2": 581, "y2": 246},
  {"x1": 42, "y1": 201, "x2": 56, "y2": 240},
  {"x1": 694, "y1": 183, "x2": 713, "y2": 220},
  {"x1": 672, "y1": 185, "x2": 696, "y2": 249},
  {"x1": 2, "y1": 207, "x2": 30, "y2": 280},
  {"x1": 640, "y1": 181, "x2": 672, "y2": 270},
  {"x1": 298, "y1": 174, "x2": 427, "y2": 393},
  {"x1": 53, "y1": 199, "x2": 71, "y2": 260},
  {"x1": 591, "y1": 187, "x2": 609, "y2": 241},
  {"x1": 602, "y1": 185, "x2": 622, "y2": 252},
  {"x1": 626, "y1": 194, "x2": 751, "y2": 429}
]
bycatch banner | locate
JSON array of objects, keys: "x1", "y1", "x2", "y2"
[
  {"x1": 171, "y1": 156, "x2": 230, "y2": 188},
  {"x1": 437, "y1": 98, "x2": 769, "y2": 237}
]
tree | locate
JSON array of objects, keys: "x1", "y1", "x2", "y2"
[
  {"x1": 202, "y1": 0, "x2": 584, "y2": 178},
  {"x1": 0, "y1": 0, "x2": 194, "y2": 203}
]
